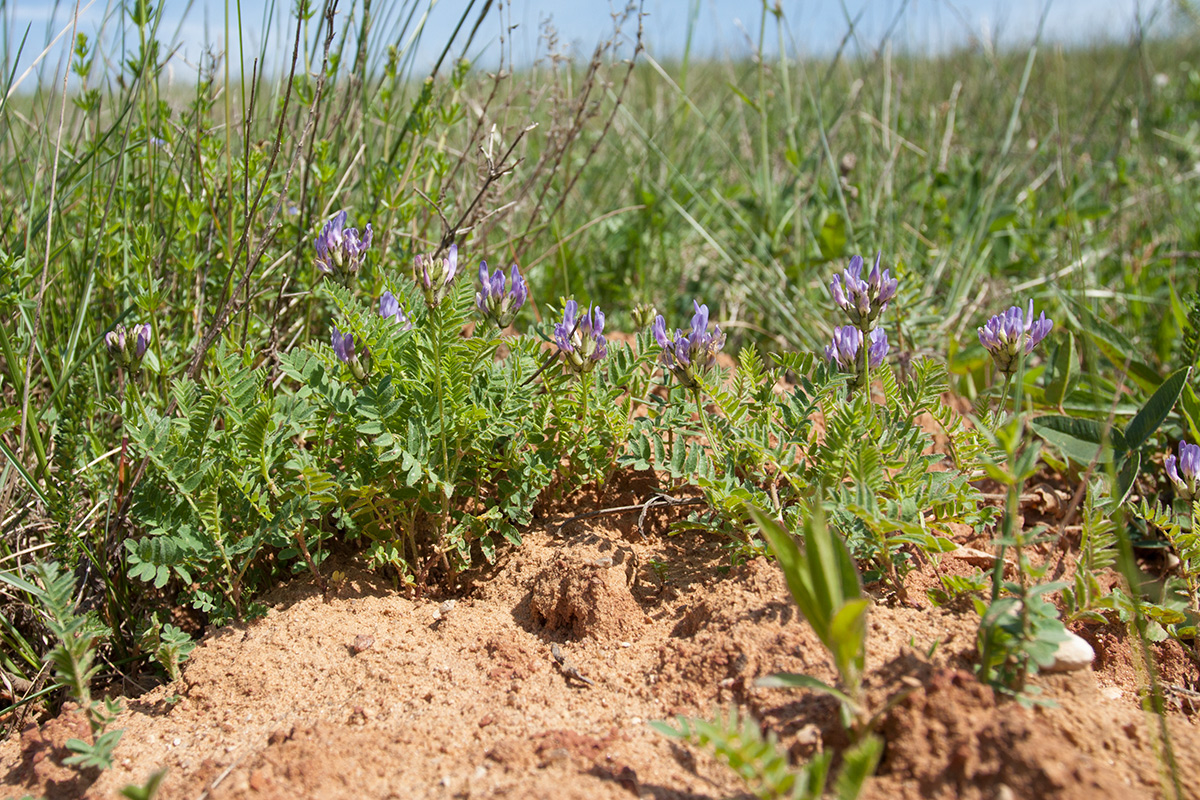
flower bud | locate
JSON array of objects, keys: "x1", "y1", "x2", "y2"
[{"x1": 413, "y1": 244, "x2": 459, "y2": 309}]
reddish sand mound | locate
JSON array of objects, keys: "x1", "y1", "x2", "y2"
[{"x1": 2, "y1": 516, "x2": 1198, "y2": 799}]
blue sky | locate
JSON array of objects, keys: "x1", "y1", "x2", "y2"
[{"x1": 1, "y1": 0, "x2": 1179, "y2": 89}]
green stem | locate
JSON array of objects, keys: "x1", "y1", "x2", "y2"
[
  {"x1": 1189, "y1": 502, "x2": 1200, "y2": 615},
  {"x1": 856, "y1": 325, "x2": 875, "y2": 423},
  {"x1": 581, "y1": 371, "x2": 589, "y2": 427},
  {"x1": 566, "y1": 371, "x2": 591, "y2": 479},
  {"x1": 432, "y1": 305, "x2": 450, "y2": 481},
  {"x1": 998, "y1": 373, "x2": 1014, "y2": 416},
  {"x1": 693, "y1": 386, "x2": 722, "y2": 463},
  {"x1": 431, "y1": 303, "x2": 453, "y2": 567},
  {"x1": 858, "y1": 329, "x2": 870, "y2": 397},
  {"x1": 128, "y1": 373, "x2": 150, "y2": 424}
]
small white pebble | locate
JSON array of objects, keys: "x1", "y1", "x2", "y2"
[
  {"x1": 629, "y1": 716, "x2": 643, "y2": 725},
  {"x1": 1045, "y1": 631, "x2": 1094, "y2": 673},
  {"x1": 619, "y1": 641, "x2": 631, "y2": 648},
  {"x1": 173, "y1": 738, "x2": 182, "y2": 747}
]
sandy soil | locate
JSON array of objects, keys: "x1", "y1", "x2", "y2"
[{"x1": 2, "y1": 471, "x2": 1199, "y2": 800}]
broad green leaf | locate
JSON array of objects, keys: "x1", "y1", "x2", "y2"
[
  {"x1": 803, "y1": 505, "x2": 847, "y2": 628},
  {"x1": 0, "y1": 567, "x2": 47, "y2": 600},
  {"x1": 1031, "y1": 414, "x2": 1123, "y2": 465},
  {"x1": 120, "y1": 767, "x2": 167, "y2": 800},
  {"x1": 1044, "y1": 330, "x2": 1077, "y2": 410},
  {"x1": 0, "y1": 406, "x2": 19, "y2": 436},
  {"x1": 1116, "y1": 451, "x2": 1141, "y2": 504},
  {"x1": 746, "y1": 505, "x2": 821, "y2": 629},
  {"x1": 1073, "y1": 302, "x2": 1161, "y2": 393},
  {"x1": 829, "y1": 598, "x2": 869, "y2": 683},
  {"x1": 1122, "y1": 366, "x2": 1191, "y2": 452},
  {"x1": 647, "y1": 719, "x2": 687, "y2": 738}
]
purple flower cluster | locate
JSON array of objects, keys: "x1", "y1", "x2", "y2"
[
  {"x1": 414, "y1": 244, "x2": 459, "y2": 309},
  {"x1": 829, "y1": 252, "x2": 897, "y2": 330},
  {"x1": 1166, "y1": 440, "x2": 1200, "y2": 501},
  {"x1": 977, "y1": 300, "x2": 1053, "y2": 375},
  {"x1": 825, "y1": 326, "x2": 888, "y2": 372},
  {"x1": 823, "y1": 252, "x2": 895, "y2": 385},
  {"x1": 476, "y1": 261, "x2": 528, "y2": 328},
  {"x1": 331, "y1": 326, "x2": 368, "y2": 380},
  {"x1": 651, "y1": 301, "x2": 727, "y2": 390},
  {"x1": 554, "y1": 300, "x2": 607, "y2": 374},
  {"x1": 315, "y1": 210, "x2": 373, "y2": 279},
  {"x1": 379, "y1": 291, "x2": 413, "y2": 331},
  {"x1": 105, "y1": 323, "x2": 152, "y2": 367}
]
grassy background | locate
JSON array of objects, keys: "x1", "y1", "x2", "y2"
[{"x1": 1, "y1": 0, "x2": 1198, "y2": 691}]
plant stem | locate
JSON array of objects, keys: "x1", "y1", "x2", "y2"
[
  {"x1": 1188, "y1": 501, "x2": 1200, "y2": 616},
  {"x1": 693, "y1": 386, "x2": 721, "y2": 463},
  {"x1": 857, "y1": 324, "x2": 874, "y2": 423},
  {"x1": 566, "y1": 370, "x2": 592, "y2": 479},
  {"x1": 432, "y1": 305, "x2": 451, "y2": 482},
  {"x1": 581, "y1": 370, "x2": 590, "y2": 427},
  {"x1": 432, "y1": 303, "x2": 452, "y2": 563},
  {"x1": 998, "y1": 373, "x2": 1014, "y2": 415}
]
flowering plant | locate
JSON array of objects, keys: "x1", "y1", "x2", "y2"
[
  {"x1": 825, "y1": 326, "x2": 888, "y2": 373},
  {"x1": 977, "y1": 300, "x2": 1053, "y2": 376},
  {"x1": 824, "y1": 252, "x2": 894, "y2": 395},
  {"x1": 105, "y1": 323, "x2": 152, "y2": 368},
  {"x1": 554, "y1": 300, "x2": 608, "y2": 374},
  {"x1": 331, "y1": 326, "x2": 368, "y2": 381},
  {"x1": 1166, "y1": 440, "x2": 1200, "y2": 501},
  {"x1": 652, "y1": 300, "x2": 725, "y2": 390},
  {"x1": 829, "y1": 252, "x2": 896, "y2": 331},
  {"x1": 413, "y1": 244, "x2": 460, "y2": 309},
  {"x1": 379, "y1": 291, "x2": 413, "y2": 331},
  {"x1": 475, "y1": 262, "x2": 528, "y2": 328},
  {"x1": 315, "y1": 210, "x2": 373, "y2": 281}
]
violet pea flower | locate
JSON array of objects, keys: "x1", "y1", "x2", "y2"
[
  {"x1": 554, "y1": 299, "x2": 607, "y2": 374},
  {"x1": 830, "y1": 252, "x2": 896, "y2": 330},
  {"x1": 134, "y1": 323, "x2": 152, "y2": 359},
  {"x1": 824, "y1": 326, "x2": 888, "y2": 372},
  {"x1": 475, "y1": 261, "x2": 528, "y2": 328},
  {"x1": 977, "y1": 300, "x2": 1053, "y2": 375},
  {"x1": 315, "y1": 210, "x2": 373, "y2": 280},
  {"x1": 379, "y1": 291, "x2": 413, "y2": 331},
  {"x1": 653, "y1": 300, "x2": 726, "y2": 389},
  {"x1": 105, "y1": 322, "x2": 152, "y2": 368},
  {"x1": 331, "y1": 325, "x2": 368, "y2": 381},
  {"x1": 1166, "y1": 440, "x2": 1200, "y2": 501}
]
